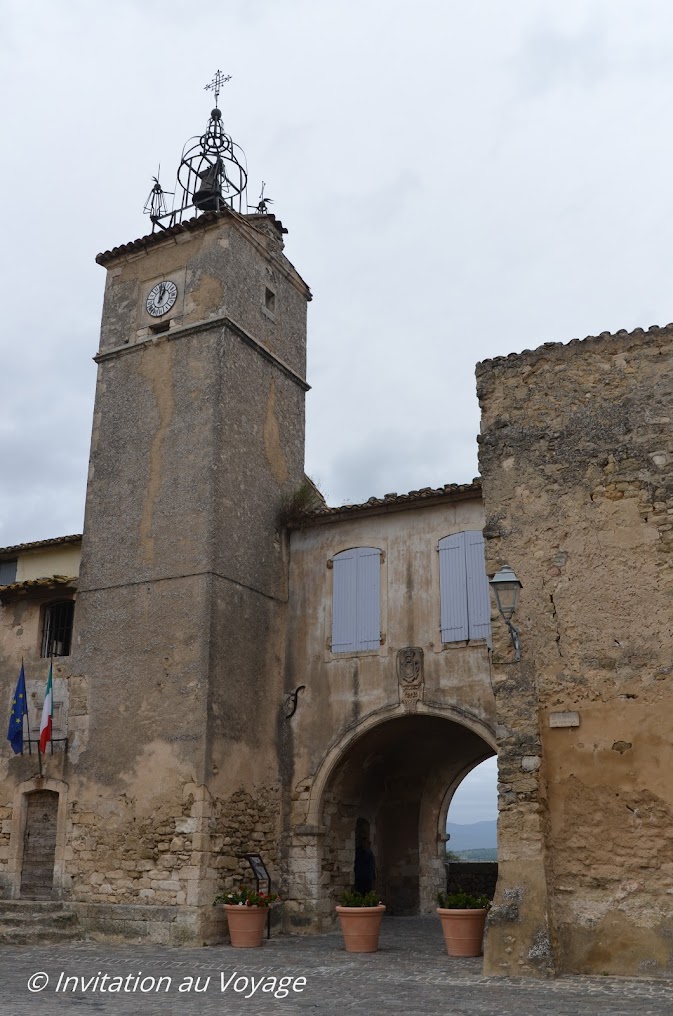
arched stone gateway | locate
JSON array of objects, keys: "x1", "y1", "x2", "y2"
[{"x1": 303, "y1": 712, "x2": 495, "y2": 919}]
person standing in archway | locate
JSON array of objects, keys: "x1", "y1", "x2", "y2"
[{"x1": 354, "y1": 836, "x2": 376, "y2": 894}]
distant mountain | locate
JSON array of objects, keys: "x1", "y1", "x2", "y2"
[
  {"x1": 447, "y1": 820, "x2": 497, "y2": 852},
  {"x1": 449, "y1": 847, "x2": 497, "y2": 862}
]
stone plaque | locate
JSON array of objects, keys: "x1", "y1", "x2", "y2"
[{"x1": 549, "y1": 710, "x2": 580, "y2": 728}]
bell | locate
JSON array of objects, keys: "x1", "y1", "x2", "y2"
[{"x1": 193, "y1": 158, "x2": 224, "y2": 211}]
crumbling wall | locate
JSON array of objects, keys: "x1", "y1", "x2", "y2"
[
  {"x1": 209, "y1": 785, "x2": 281, "y2": 895},
  {"x1": 477, "y1": 324, "x2": 673, "y2": 976}
]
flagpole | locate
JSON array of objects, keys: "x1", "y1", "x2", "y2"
[
  {"x1": 23, "y1": 658, "x2": 32, "y2": 757},
  {"x1": 50, "y1": 654, "x2": 54, "y2": 756}
]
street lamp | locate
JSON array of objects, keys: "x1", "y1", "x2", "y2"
[{"x1": 489, "y1": 565, "x2": 523, "y2": 662}]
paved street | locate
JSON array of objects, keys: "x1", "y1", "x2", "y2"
[{"x1": 1, "y1": 917, "x2": 672, "y2": 1015}]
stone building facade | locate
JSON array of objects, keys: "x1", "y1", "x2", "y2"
[
  {"x1": 1, "y1": 193, "x2": 672, "y2": 976},
  {"x1": 477, "y1": 325, "x2": 673, "y2": 977},
  {"x1": 0, "y1": 206, "x2": 497, "y2": 948}
]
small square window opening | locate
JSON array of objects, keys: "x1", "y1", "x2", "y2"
[{"x1": 265, "y1": 287, "x2": 276, "y2": 314}]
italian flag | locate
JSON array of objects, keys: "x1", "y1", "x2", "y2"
[{"x1": 39, "y1": 663, "x2": 53, "y2": 753}]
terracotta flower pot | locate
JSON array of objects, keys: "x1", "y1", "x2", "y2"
[
  {"x1": 223, "y1": 904, "x2": 268, "y2": 947},
  {"x1": 335, "y1": 904, "x2": 386, "y2": 952},
  {"x1": 436, "y1": 907, "x2": 487, "y2": 957}
]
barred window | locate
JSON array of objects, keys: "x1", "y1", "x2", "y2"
[{"x1": 41, "y1": 601, "x2": 75, "y2": 658}]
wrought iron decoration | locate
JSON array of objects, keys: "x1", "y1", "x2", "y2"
[
  {"x1": 143, "y1": 69, "x2": 248, "y2": 231},
  {"x1": 283, "y1": 685, "x2": 306, "y2": 720}
]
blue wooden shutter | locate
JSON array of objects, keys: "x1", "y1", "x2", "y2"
[
  {"x1": 439, "y1": 533, "x2": 468, "y2": 642},
  {"x1": 0, "y1": 559, "x2": 17, "y2": 585},
  {"x1": 465, "y1": 530, "x2": 491, "y2": 640},
  {"x1": 332, "y1": 547, "x2": 381, "y2": 652},
  {"x1": 332, "y1": 549, "x2": 357, "y2": 652},
  {"x1": 355, "y1": 547, "x2": 381, "y2": 650}
]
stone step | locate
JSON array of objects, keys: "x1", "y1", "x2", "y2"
[
  {"x1": 0, "y1": 899, "x2": 68, "y2": 916},
  {"x1": 0, "y1": 926, "x2": 81, "y2": 945},
  {"x1": 0, "y1": 900, "x2": 83, "y2": 944},
  {"x1": 0, "y1": 910, "x2": 78, "y2": 927}
]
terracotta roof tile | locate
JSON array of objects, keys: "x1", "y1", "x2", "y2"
[
  {"x1": 96, "y1": 210, "x2": 232, "y2": 264},
  {"x1": 0, "y1": 534, "x2": 82, "y2": 559},
  {"x1": 0, "y1": 575, "x2": 77, "y2": 598},
  {"x1": 294, "y1": 480, "x2": 482, "y2": 526}
]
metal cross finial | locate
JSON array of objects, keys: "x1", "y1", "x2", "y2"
[{"x1": 204, "y1": 69, "x2": 232, "y2": 107}]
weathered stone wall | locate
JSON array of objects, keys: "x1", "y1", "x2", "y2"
[
  {"x1": 209, "y1": 786, "x2": 281, "y2": 895},
  {"x1": 446, "y1": 861, "x2": 498, "y2": 899},
  {"x1": 67, "y1": 791, "x2": 196, "y2": 906},
  {"x1": 477, "y1": 324, "x2": 673, "y2": 977},
  {"x1": 0, "y1": 583, "x2": 76, "y2": 897},
  {"x1": 0, "y1": 213, "x2": 312, "y2": 941},
  {"x1": 284, "y1": 498, "x2": 497, "y2": 928}
]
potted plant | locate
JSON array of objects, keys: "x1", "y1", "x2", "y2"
[
  {"x1": 335, "y1": 890, "x2": 386, "y2": 953},
  {"x1": 436, "y1": 890, "x2": 491, "y2": 957},
  {"x1": 214, "y1": 886, "x2": 279, "y2": 948}
]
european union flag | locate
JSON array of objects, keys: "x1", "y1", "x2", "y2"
[{"x1": 7, "y1": 663, "x2": 28, "y2": 754}]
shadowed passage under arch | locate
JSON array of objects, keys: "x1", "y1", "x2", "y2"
[{"x1": 319, "y1": 713, "x2": 495, "y2": 914}]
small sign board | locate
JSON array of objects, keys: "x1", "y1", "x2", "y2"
[
  {"x1": 244, "y1": 854, "x2": 272, "y2": 940},
  {"x1": 244, "y1": 853, "x2": 270, "y2": 891}
]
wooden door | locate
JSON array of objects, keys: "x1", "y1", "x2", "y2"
[{"x1": 20, "y1": 791, "x2": 58, "y2": 899}]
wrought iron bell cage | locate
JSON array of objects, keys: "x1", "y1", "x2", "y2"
[
  {"x1": 178, "y1": 107, "x2": 248, "y2": 215},
  {"x1": 144, "y1": 97, "x2": 248, "y2": 231}
]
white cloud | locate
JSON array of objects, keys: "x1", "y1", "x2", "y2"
[{"x1": 3, "y1": 0, "x2": 673, "y2": 544}]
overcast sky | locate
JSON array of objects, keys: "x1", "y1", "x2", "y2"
[
  {"x1": 5, "y1": 1, "x2": 673, "y2": 823},
  {"x1": 3, "y1": 1, "x2": 673, "y2": 833},
  {"x1": 448, "y1": 757, "x2": 498, "y2": 827},
  {"x1": 4, "y1": 0, "x2": 673, "y2": 549}
]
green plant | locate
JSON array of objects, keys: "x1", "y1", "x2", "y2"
[
  {"x1": 437, "y1": 890, "x2": 491, "y2": 910},
  {"x1": 338, "y1": 889, "x2": 382, "y2": 907},
  {"x1": 214, "y1": 886, "x2": 279, "y2": 908},
  {"x1": 278, "y1": 478, "x2": 325, "y2": 527}
]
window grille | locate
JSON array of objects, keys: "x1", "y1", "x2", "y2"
[{"x1": 41, "y1": 601, "x2": 75, "y2": 658}]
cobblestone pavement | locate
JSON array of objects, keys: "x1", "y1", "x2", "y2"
[{"x1": 1, "y1": 917, "x2": 673, "y2": 1015}]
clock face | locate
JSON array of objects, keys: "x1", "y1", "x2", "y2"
[{"x1": 146, "y1": 280, "x2": 178, "y2": 317}]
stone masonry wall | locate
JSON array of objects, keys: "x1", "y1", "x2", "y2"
[
  {"x1": 209, "y1": 786, "x2": 281, "y2": 896},
  {"x1": 446, "y1": 861, "x2": 498, "y2": 899},
  {"x1": 68, "y1": 792, "x2": 196, "y2": 906},
  {"x1": 477, "y1": 324, "x2": 673, "y2": 977},
  {"x1": 67, "y1": 781, "x2": 280, "y2": 943}
]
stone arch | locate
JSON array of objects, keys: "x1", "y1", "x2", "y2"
[
  {"x1": 7, "y1": 778, "x2": 68, "y2": 900},
  {"x1": 305, "y1": 703, "x2": 496, "y2": 827},
  {"x1": 436, "y1": 754, "x2": 495, "y2": 845},
  {"x1": 311, "y1": 707, "x2": 496, "y2": 916}
]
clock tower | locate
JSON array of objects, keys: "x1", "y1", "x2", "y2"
[{"x1": 69, "y1": 78, "x2": 311, "y2": 942}]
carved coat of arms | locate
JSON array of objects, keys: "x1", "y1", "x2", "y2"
[{"x1": 397, "y1": 647, "x2": 424, "y2": 710}]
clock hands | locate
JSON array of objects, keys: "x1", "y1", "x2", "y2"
[{"x1": 146, "y1": 280, "x2": 177, "y2": 317}]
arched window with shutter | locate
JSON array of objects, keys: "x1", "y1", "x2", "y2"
[
  {"x1": 331, "y1": 547, "x2": 382, "y2": 653},
  {"x1": 438, "y1": 531, "x2": 490, "y2": 643}
]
